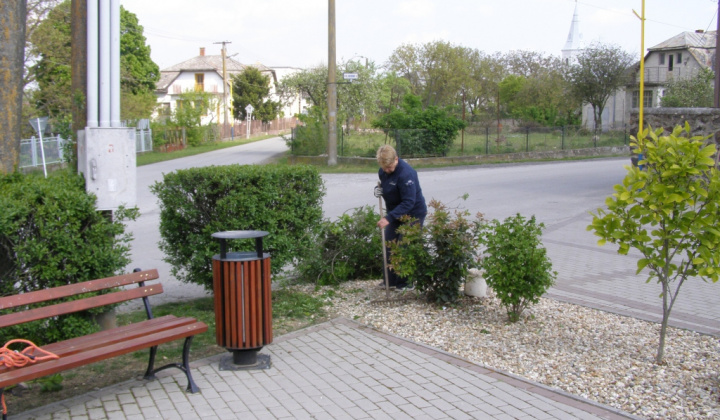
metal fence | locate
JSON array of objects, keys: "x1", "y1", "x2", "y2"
[
  {"x1": 136, "y1": 129, "x2": 152, "y2": 153},
  {"x1": 20, "y1": 129, "x2": 154, "y2": 169},
  {"x1": 19, "y1": 136, "x2": 65, "y2": 168}
]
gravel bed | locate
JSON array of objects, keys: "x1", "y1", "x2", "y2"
[{"x1": 294, "y1": 280, "x2": 720, "y2": 419}]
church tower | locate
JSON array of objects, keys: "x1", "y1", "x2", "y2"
[{"x1": 562, "y1": 1, "x2": 584, "y2": 64}]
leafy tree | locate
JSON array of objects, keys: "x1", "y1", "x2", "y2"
[
  {"x1": 169, "y1": 90, "x2": 217, "y2": 146},
  {"x1": 387, "y1": 40, "x2": 475, "y2": 109},
  {"x1": 27, "y1": 1, "x2": 159, "y2": 121},
  {"x1": 589, "y1": 124, "x2": 720, "y2": 364},
  {"x1": 231, "y1": 66, "x2": 281, "y2": 123},
  {"x1": 660, "y1": 68, "x2": 714, "y2": 108},
  {"x1": 566, "y1": 43, "x2": 635, "y2": 132},
  {"x1": 23, "y1": 0, "x2": 62, "y2": 88},
  {"x1": 29, "y1": 0, "x2": 72, "y2": 118},
  {"x1": 119, "y1": 6, "x2": 160, "y2": 120},
  {"x1": 0, "y1": 0, "x2": 26, "y2": 174},
  {"x1": 372, "y1": 94, "x2": 466, "y2": 156},
  {"x1": 276, "y1": 65, "x2": 327, "y2": 116}
]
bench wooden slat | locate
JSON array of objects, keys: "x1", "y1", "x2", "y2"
[
  {"x1": 0, "y1": 316, "x2": 196, "y2": 370},
  {"x1": 0, "y1": 269, "x2": 159, "y2": 310},
  {"x1": 0, "y1": 284, "x2": 164, "y2": 329},
  {"x1": 0, "y1": 321, "x2": 208, "y2": 388}
]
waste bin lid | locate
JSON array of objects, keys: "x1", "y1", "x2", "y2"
[{"x1": 212, "y1": 230, "x2": 269, "y2": 240}]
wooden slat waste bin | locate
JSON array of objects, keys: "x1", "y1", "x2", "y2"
[{"x1": 212, "y1": 231, "x2": 272, "y2": 370}]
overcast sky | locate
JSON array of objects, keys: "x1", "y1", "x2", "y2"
[{"x1": 119, "y1": 0, "x2": 718, "y2": 70}]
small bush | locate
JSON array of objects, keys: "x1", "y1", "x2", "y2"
[
  {"x1": 480, "y1": 214, "x2": 556, "y2": 322},
  {"x1": 390, "y1": 199, "x2": 484, "y2": 304},
  {"x1": 293, "y1": 206, "x2": 383, "y2": 285},
  {"x1": 0, "y1": 171, "x2": 137, "y2": 344},
  {"x1": 151, "y1": 164, "x2": 325, "y2": 291}
]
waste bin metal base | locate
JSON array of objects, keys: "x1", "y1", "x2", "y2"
[{"x1": 219, "y1": 352, "x2": 271, "y2": 371}]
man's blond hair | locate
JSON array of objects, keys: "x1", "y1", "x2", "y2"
[{"x1": 376, "y1": 145, "x2": 397, "y2": 168}]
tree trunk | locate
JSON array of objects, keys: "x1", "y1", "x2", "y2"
[
  {"x1": 0, "y1": 0, "x2": 27, "y2": 175},
  {"x1": 656, "y1": 279, "x2": 670, "y2": 364}
]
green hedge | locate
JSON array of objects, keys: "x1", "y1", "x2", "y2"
[
  {"x1": 0, "y1": 171, "x2": 137, "y2": 344},
  {"x1": 151, "y1": 164, "x2": 325, "y2": 290}
]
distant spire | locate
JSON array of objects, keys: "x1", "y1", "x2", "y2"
[{"x1": 562, "y1": 1, "x2": 584, "y2": 63}]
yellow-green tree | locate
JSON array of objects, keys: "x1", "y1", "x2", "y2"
[{"x1": 589, "y1": 124, "x2": 720, "y2": 363}]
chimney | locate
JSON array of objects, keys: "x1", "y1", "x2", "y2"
[
  {"x1": 696, "y1": 30, "x2": 705, "y2": 34},
  {"x1": 200, "y1": 47, "x2": 205, "y2": 56}
]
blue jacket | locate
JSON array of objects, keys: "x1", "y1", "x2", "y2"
[{"x1": 378, "y1": 159, "x2": 427, "y2": 224}]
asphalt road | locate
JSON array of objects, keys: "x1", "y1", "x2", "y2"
[{"x1": 122, "y1": 136, "x2": 629, "y2": 311}]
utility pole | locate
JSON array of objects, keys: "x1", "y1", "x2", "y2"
[
  {"x1": 327, "y1": 0, "x2": 338, "y2": 166},
  {"x1": 214, "y1": 40, "x2": 232, "y2": 139}
]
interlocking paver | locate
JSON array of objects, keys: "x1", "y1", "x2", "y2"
[{"x1": 15, "y1": 318, "x2": 636, "y2": 420}]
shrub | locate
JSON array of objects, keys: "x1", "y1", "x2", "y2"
[
  {"x1": 389, "y1": 199, "x2": 484, "y2": 304},
  {"x1": 480, "y1": 214, "x2": 556, "y2": 322},
  {"x1": 293, "y1": 206, "x2": 383, "y2": 285},
  {"x1": 151, "y1": 164, "x2": 325, "y2": 291},
  {"x1": 0, "y1": 170, "x2": 137, "y2": 344}
]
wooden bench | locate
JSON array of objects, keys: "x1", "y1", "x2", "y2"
[{"x1": 0, "y1": 269, "x2": 208, "y2": 419}]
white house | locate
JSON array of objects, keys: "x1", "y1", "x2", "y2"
[{"x1": 155, "y1": 47, "x2": 305, "y2": 126}]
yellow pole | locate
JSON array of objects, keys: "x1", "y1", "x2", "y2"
[{"x1": 633, "y1": 1, "x2": 646, "y2": 136}]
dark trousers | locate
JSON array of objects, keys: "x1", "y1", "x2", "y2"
[{"x1": 383, "y1": 216, "x2": 425, "y2": 287}]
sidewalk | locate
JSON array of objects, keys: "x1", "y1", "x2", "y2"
[{"x1": 15, "y1": 318, "x2": 637, "y2": 420}]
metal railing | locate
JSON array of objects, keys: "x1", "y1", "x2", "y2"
[{"x1": 19, "y1": 136, "x2": 65, "y2": 168}]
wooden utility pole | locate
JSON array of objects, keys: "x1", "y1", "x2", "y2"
[
  {"x1": 214, "y1": 41, "x2": 231, "y2": 139},
  {"x1": 327, "y1": 0, "x2": 338, "y2": 166},
  {"x1": 71, "y1": 0, "x2": 87, "y2": 168}
]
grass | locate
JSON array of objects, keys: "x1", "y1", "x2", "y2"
[
  {"x1": 4, "y1": 288, "x2": 330, "y2": 415},
  {"x1": 136, "y1": 133, "x2": 284, "y2": 166}
]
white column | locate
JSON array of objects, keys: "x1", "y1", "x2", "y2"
[{"x1": 86, "y1": 0, "x2": 99, "y2": 128}]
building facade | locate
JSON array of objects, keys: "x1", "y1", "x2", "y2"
[{"x1": 154, "y1": 47, "x2": 305, "y2": 126}]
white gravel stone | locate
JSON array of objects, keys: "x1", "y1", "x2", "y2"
[{"x1": 293, "y1": 280, "x2": 720, "y2": 420}]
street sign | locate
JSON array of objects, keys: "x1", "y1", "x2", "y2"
[
  {"x1": 29, "y1": 117, "x2": 48, "y2": 135},
  {"x1": 343, "y1": 73, "x2": 358, "y2": 81}
]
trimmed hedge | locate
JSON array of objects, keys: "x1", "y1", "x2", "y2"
[
  {"x1": 151, "y1": 164, "x2": 325, "y2": 291},
  {"x1": 0, "y1": 171, "x2": 137, "y2": 344}
]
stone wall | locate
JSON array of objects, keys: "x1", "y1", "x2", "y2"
[{"x1": 630, "y1": 108, "x2": 720, "y2": 139}]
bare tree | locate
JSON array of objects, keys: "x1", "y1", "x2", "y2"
[
  {"x1": 0, "y1": 0, "x2": 27, "y2": 174},
  {"x1": 566, "y1": 43, "x2": 635, "y2": 132}
]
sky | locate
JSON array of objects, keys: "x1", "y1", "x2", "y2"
[{"x1": 119, "y1": 0, "x2": 719, "y2": 70}]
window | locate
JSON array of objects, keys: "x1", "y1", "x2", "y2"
[
  {"x1": 677, "y1": 53, "x2": 682, "y2": 64},
  {"x1": 659, "y1": 53, "x2": 665, "y2": 65},
  {"x1": 195, "y1": 73, "x2": 204, "y2": 92},
  {"x1": 632, "y1": 90, "x2": 654, "y2": 108},
  {"x1": 161, "y1": 103, "x2": 171, "y2": 115},
  {"x1": 668, "y1": 54, "x2": 674, "y2": 71}
]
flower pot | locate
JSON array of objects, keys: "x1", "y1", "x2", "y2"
[{"x1": 464, "y1": 268, "x2": 487, "y2": 298}]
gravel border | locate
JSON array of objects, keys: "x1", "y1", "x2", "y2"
[{"x1": 293, "y1": 280, "x2": 720, "y2": 419}]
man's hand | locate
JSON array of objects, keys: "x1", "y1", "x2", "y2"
[
  {"x1": 373, "y1": 185, "x2": 383, "y2": 198},
  {"x1": 377, "y1": 217, "x2": 389, "y2": 229}
]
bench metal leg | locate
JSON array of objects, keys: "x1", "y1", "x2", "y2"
[
  {"x1": 143, "y1": 337, "x2": 200, "y2": 393},
  {"x1": 144, "y1": 345, "x2": 158, "y2": 381}
]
